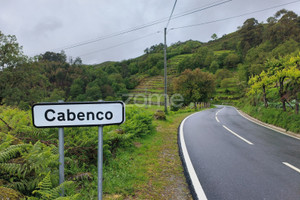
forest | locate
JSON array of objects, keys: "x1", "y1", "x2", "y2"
[{"x1": 0, "y1": 9, "x2": 300, "y2": 199}]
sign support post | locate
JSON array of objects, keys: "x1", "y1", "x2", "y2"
[
  {"x1": 58, "y1": 100, "x2": 64, "y2": 196},
  {"x1": 98, "y1": 126, "x2": 103, "y2": 200},
  {"x1": 58, "y1": 127, "x2": 64, "y2": 196}
]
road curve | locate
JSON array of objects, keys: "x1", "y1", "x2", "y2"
[{"x1": 179, "y1": 106, "x2": 300, "y2": 200}]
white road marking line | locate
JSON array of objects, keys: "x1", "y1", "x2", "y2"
[
  {"x1": 180, "y1": 113, "x2": 208, "y2": 200},
  {"x1": 223, "y1": 125, "x2": 254, "y2": 145},
  {"x1": 283, "y1": 162, "x2": 300, "y2": 174},
  {"x1": 215, "y1": 107, "x2": 223, "y2": 116},
  {"x1": 215, "y1": 107, "x2": 224, "y2": 123}
]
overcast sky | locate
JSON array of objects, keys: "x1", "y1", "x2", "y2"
[{"x1": 1, "y1": 0, "x2": 300, "y2": 64}]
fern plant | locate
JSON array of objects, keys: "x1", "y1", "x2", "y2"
[
  {"x1": 0, "y1": 141, "x2": 60, "y2": 196},
  {"x1": 0, "y1": 144, "x2": 31, "y2": 181},
  {"x1": 0, "y1": 143, "x2": 31, "y2": 163},
  {"x1": 0, "y1": 143, "x2": 34, "y2": 195},
  {"x1": 29, "y1": 172, "x2": 80, "y2": 200}
]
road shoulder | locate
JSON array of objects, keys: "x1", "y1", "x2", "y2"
[
  {"x1": 178, "y1": 111, "x2": 208, "y2": 200},
  {"x1": 236, "y1": 108, "x2": 300, "y2": 140}
]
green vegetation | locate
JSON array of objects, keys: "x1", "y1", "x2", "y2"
[
  {"x1": 240, "y1": 104, "x2": 300, "y2": 133},
  {"x1": 0, "y1": 105, "x2": 154, "y2": 198},
  {"x1": 173, "y1": 68, "x2": 215, "y2": 108},
  {"x1": 0, "y1": 7, "x2": 300, "y2": 199},
  {"x1": 1, "y1": 9, "x2": 299, "y2": 111},
  {"x1": 0, "y1": 104, "x2": 199, "y2": 199},
  {"x1": 103, "y1": 108, "x2": 195, "y2": 199}
]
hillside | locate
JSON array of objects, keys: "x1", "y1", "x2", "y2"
[{"x1": 1, "y1": 9, "x2": 300, "y2": 109}]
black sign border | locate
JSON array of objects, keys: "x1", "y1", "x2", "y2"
[{"x1": 32, "y1": 101, "x2": 125, "y2": 128}]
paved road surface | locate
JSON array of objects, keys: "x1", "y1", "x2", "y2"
[{"x1": 180, "y1": 106, "x2": 300, "y2": 200}]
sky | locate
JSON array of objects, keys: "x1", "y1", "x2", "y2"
[{"x1": 1, "y1": 0, "x2": 300, "y2": 65}]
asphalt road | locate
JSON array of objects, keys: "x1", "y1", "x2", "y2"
[{"x1": 180, "y1": 106, "x2": 300, "y2": 200}]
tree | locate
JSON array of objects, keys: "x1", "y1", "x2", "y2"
[
  {"x1": 173, "y1": 68, "x2": 215, "y2": 108},
  {"x1": 39, "y1": 51, "x2": 67, "y2": 63},
  {"x1": 73, "y1": 57, "x2": 82, "y2": 65},
  {"x1": 239, "y1": 18, "x2": 263, "y2": 55},
  {"x1": 211, "y1": 33, "x2": 218, "y2": 40},
  {"x1": 286, "y1": 66, "x2": 300, "y2": 114},
  {"x1": 267, "y1": 10, "x2": 300, "y2": 45},
  {"x1": 70, "y1": 78, "x2": 85, "y2": 100},
  {"x1": 178, "y1": 56, "x2": 192, "y2": 72},
  {"x1": 0, "y1": 31, "x2": 26, "y2": 70},
  {"x1": 85, "y1": 82, "x2": 102, "y2": 101},
  {"x1": 248, "y1": 71, "x2": 275, "y2": 108},
  {"x1": 224, "y1": 53, "x2": 240, "y2": 69},
  {"x1": 209, "y1": 60, "x2": 219, "y2": 73},
  {"x1": 250, "y1": 54, "x2": 300, "y2": 112},
  {"x1": 0, "y1": 62, "x2": 50, "y2": 108},
  {"x1": 192, "y1": 47, "x2": 214, "y2": 68},
  {"x1": 267, "y1": 58, "x2": 289, "y2": 111},
  {"x1": 284, "y1": 54, "x2": 300, "y2": 114}
]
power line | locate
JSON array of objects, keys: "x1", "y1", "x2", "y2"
[
  {"x1": 170, "y1": 0, "x2": 300, "y2": 30},
  {"x1": 79, "y1": 31, "x2": 160, "y2": 57},
  {"x1": 52, "y1": 0, "x2": 231, "y2": 51},
  {"x1": 171, "y1": 0, "x2": 231, "y2": 21},
  {"x1": 166, "y1": 0, "x2": 178, "y2": 28}
]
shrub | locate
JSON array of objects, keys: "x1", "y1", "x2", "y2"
[{"x1": 154, "y1": 110, "x2": 166, "y2": 120}]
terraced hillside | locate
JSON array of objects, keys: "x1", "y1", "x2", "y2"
[
  {"x1": 127, "y1": 54, "x2": 193, "y2": 105},
  {"x1": 127, "y1": 52, "x2": 243, "y2": 105},
  {"x1": 128, "y1": 76, "x2": 165, "y2": 105},
  {"x1": 215, "y1": 75, "x2": 243, "y2": 103}
]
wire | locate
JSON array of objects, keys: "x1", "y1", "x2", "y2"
[
  {"x1": 166, "y1": 0, "x2": 178, "y2": 28},
  {"x1": 79, "y1": 31, "x2": 160, "y2": 57},
  {"x1": 52, "y1": 0, "x2": 231, "y2": 51},
  {"x1": 171, "y1": 0, "x2": 231, "y2": 21},
  {"x1": 170, "y1": 0, "x2": 300, "y2": 30}
]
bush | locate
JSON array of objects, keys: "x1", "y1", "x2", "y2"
[
  {"x1": 154, "y1": 110, "x2": 166, "y2": 120},
  {"x1": 0, "y1": 187, "x2": 24, "y2": 200}
]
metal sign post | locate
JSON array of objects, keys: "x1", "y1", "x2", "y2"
[
  {"x1": 32, "y1": 101, "x2": 125, "y2": 200},
  {"x1": 58, "y1": 126, "x2": 64, "y2": 196},
  {"x1": 98, "y1": 126, "x2": 103, "y2": 200},
  {"x1": 58, "y1": 100, "x2": 64, "y2": 196}
]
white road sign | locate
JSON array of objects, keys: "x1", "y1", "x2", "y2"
[{"x1": 32, "y1": 101, "x2": 125, "y2": 128}]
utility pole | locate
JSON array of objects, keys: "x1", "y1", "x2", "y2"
[{"x1": 163, "y1": 27, "x2": 168, "y2": 114}]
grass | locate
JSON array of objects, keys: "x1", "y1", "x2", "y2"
[
  {"x1": 83, "y1": 106, "x2": 195, "y2": 199},
  {"x1": 213, "y1": 50, "x2": 234, "y2": 56},
  {"x1": 240, "y1": 104, "x2": 300, "y2": 133},
  {"x1": 131, "y1": 89, "x2": 164, "y2": 93},
  {"x1": 129, "y1": 76, "x2": 164, "y2": 98}
]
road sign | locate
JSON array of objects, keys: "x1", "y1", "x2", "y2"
[{"x1": 32, "y1": 101, "x2": 125, "y2": 128}]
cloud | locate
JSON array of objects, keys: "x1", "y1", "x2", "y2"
[
  {"x1": 0, "y1": 0, "x2": 299, "y2": 64},
  {"x1": 33, "y1": 17, "x2": 63, "y2": 38}
]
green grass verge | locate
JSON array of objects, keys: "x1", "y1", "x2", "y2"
[
  {"x1": 90, "y1": 107, "x2": 195, "y2": 199},
  {"x1": 240, "y1": 105, "x2": 300, "y2": 133}
]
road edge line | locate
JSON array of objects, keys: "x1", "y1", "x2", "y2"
[
  {"x1": 178, "y1": 112, "x2": 207, "y2": 200},
  {"x1": 234, "y1": 107, "x2": 300, "y2": 141},
  {"x1": 282, "y1": 162, "x2": 300, "y2": 174}
]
